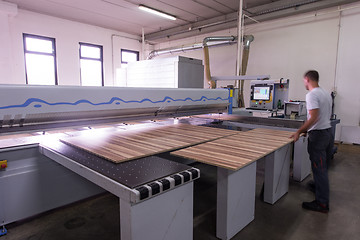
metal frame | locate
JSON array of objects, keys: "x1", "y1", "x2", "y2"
[
  {"x1": 39, "y1": 145, "x2": 195, "y2": 240},
  {"x1": 212, "y1": 75, "x2": 270, "y2": 81},
  {"x1": 0, "y1": 141, "x2": 196, "y2": 240}
]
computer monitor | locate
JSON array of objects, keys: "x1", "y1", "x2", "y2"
[{"x1": 253, "y1": 86, "x2": 271, "y2": 101}]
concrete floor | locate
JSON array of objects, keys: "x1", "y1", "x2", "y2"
[{"x1": 2, "y1": 143, "x2": 360, "y2": 240}]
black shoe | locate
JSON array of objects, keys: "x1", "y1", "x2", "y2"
[
  {"x1": 307, "y1": 180, "x2": 315, "y2": 193},
  {"x1": 302, "y1": 200, "x2": 329, "y2": 213}
]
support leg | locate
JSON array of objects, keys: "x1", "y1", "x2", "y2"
[
  {"x1": 216, "y1": 162, "x2": 257, "y2": 240},
  {"x1": 293, "y1": 136, "x2": 311, "y2": 182},
  {"x1": 120, "y1": 182, "x2": 193, "y2": 240},
  {"x1": 264, "y1": 144, "x2": 292, "y2": 204}
]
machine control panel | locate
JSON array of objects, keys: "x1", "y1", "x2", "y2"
[
  {"x1": 250, "y1": 82, "x2": 274, "y2": 110},
  {"x1": 248, "y1": 79, "x2": 289, "y2": 110}
]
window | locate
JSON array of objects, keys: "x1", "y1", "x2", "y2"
[
  {"x1": 79, "y1": 43, "x2": 104, "y2": 86},
  {"x1": 23, "y1": 33, "x2": 57, "y2": 85},
  {"x1": 121, "y1": 49, "x2": 139, "y2": 67}
]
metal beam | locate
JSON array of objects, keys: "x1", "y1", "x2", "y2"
[
  {"x1": 145, "y1": 0, "x2": 359, "y2": 42},
  {"x1": 245, "y1": 0, "x2": 359, "y2": 23},
  {"x1": 145, "y1": 11, "x2": 238, "y2": 42},
  {"x1": 212, "y1": 75, "x2": 271, "y2": 81},
  {"x1": 244, "y1": 0, "x2": 319, "y2": 15}
]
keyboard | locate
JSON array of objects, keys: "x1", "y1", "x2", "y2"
[{"x1": 246, "y1": 107, "x2": 271, "y2": 111}]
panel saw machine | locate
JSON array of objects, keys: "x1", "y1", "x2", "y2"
[{"x1": 0, "y1": 84, "x2": 230, "y2": 240}]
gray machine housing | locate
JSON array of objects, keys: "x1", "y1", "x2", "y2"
[
  {"x1": 0, "y1": 85, "x2": 227, "y2": 227},
  {"x1": 0, "y1": 145, "x2": 104, "y2": 225}
]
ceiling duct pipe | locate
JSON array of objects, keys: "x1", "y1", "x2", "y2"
[
  {"x1": 238, "y1": 35, "x2": 254, "y2": 107},
  {"x1": 147, "y1": 37, "x2": 237, "y2": 59},
  {"x1": 203, "y1": 36, "x2": 237, "y2": 89},
  {"x1": 148, "y1": 43, "x2": 203, "y2": 59}
]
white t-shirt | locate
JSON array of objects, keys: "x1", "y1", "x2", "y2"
[{"x1": 306, "y1": 87, "x2": 332, "y2": 131}]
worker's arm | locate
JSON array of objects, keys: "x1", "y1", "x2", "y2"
[{"x1": 291, "y1": 108, "x2": 319, "y2": 141}]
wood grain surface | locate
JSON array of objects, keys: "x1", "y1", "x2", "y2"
[
  {"x1": 192, "y1": 113, "x2": 241, "y2": 121},
  {"x1": 171, "y1": 128, "x2": 294, "y2": 171},
  {"x1": 60, "y1": 124, "x2": 237, "y2": 163},
  {"x1": 0, "y1": 133, "x2": 32, "y2": 140}
]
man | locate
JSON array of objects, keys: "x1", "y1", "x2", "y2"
[{"x1": 291, "y1": 70, "x2": 332, "y2": 213}]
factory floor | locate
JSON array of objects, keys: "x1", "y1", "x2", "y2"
[{"x1": 2, "y1": 143, "x2": 360, "y2": 240}]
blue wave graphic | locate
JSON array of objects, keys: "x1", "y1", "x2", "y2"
[{"x1": 0, "y1": 96, "x2": 229, "y2": 110}]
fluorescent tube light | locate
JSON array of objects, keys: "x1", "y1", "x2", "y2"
[{"x1": 139, "y1": 5, "x2": 176, "y2": 21}]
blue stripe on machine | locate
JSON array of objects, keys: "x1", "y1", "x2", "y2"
[{"x1": 0, "y1": 96, "x2": 229, "y2": 110}]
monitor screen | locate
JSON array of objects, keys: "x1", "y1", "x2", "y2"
[{"x1": 253, "y1": 86, "x2": 270, "y2": 100}]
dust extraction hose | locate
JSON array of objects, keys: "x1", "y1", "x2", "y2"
[
  {"x1": 238, "y1": 35, "x2": 254, "y2": 108},
  {"x1": 203, "y1": 36, "x2": 236, "y2": 89}
]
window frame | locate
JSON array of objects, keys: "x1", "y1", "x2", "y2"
[
  {"x1": 79, "y1": 42, "x2": 104, "y2": 86},
  {"x1": 121, "y1": 49, "x2": 139, "y2": 65},
  {"x1": 23, "y1": 33, "x2": 58, "y2": 85}
]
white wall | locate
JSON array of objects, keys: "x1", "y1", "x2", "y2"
[
  {"x1": 0, "y1": 1, "x2": 16, "y2": 83},
  {"x1": 0, "y1": 7, "x2": 142, "y2": 86},
  {"x1": 245, "y1": 13, "x2": 339, "y2": 102},
  {"x1": 335, "y1": 7, "x2": 360, "y2": 128},
  {"x1": 153, "y1": 3, "x2": 360, "y2": 140}
]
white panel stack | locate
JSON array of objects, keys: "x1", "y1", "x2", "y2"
[{"x1": 124, "y1": 56, "x2": 204, "y2": 88}]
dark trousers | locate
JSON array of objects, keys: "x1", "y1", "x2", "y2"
[{"x1": 307, "y1": 128, "x2": 332, "y2": 205}]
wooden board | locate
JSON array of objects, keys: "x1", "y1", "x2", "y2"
[
  {"x1": 0, "y1": 130, "x2": 75, "y2": 149},
  {"x1": 60, "y1": 124, "x2": 237, "y2": 163},
  {"x1": 248, "y1": 128, "x2": 295, "y2": 137},
  {"x1": 171, "y1": 128, "x2": 294, "y2": 171},
  {"x1": 0, "y1": 133, "x2": 33, "y2": 140},
  {"x1": 192, "y1": 113, "x2": 241, "y2": 121},
  {"x1": 238, "y1": 128, "x2": 294, "y2": 144},
  {"x1": 0, "y1": 134, "x2": 37, "y2": 149}
]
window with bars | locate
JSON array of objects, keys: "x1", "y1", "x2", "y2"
[
  {"x1": 79, "y1": 43, "x2": 104, "y2": 86},
  {"x1": 23, "y1": 33, "x2": 57, "y2": 85}
]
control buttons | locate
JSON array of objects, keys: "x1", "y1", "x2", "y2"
[{"x1": 0, "y1": 160, "x2": 7, "y2": 169}]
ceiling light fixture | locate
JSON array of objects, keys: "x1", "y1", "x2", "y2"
[{"x1": 138, "y1": 5, "x2": 176, "y2": 21}]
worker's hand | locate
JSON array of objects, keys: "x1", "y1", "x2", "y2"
[{"x1": 290, "y1": 132, "x2": 300, "y2": 142}]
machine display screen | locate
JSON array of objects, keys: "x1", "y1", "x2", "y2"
[{"x1": 253, "y1": 86, "x2": 271, "y2": 101}]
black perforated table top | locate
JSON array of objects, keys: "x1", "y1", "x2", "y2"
[{"x1": 42, "y1": 140, "x2": 191, "y2": 189}]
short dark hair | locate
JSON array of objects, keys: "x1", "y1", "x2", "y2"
[{"x1": 304, "y1": 70, "x2": 319, "y2": 82}]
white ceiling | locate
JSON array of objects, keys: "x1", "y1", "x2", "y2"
[
  {"x1": 5, "y1": 0, "x2": 241, "y2": 34},
  {"x1": 5, "y1": 0, "x2": 359, "y2": 42}
]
